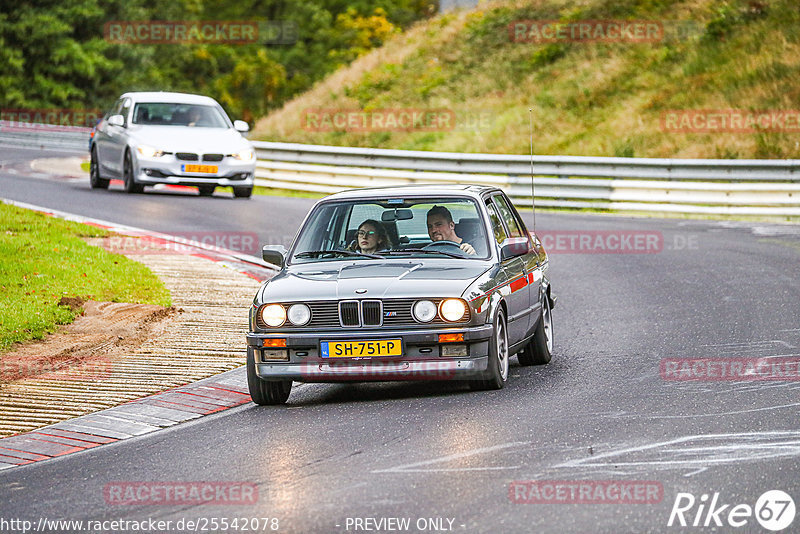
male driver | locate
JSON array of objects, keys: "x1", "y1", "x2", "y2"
[{"x1": 426, "y1": 205, "x2": 476, "y2": 255}]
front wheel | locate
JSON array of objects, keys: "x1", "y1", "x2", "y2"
[
  {"x1": 89, "y1": 148, "x2": 109, "y2": 189},
  {"x1": 123, "y1": 150, "x2": 144, "y2": 194},
  {"x1": 233, "y1": 186, "x2": 252, "y2": 198},
  {"x1": 470, "y1": 308, "x2": 509, "y2": 390},
  {"x1": 518, "y1": 292, "x2": 553, "y2": 365},
  {"x1": 246, "y1": 347, "x2": 292, "y2": 405}
]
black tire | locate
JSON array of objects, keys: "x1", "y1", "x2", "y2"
[
  {"x1": 89, "y1": 147, "x2": 110, "y2": 189},
  {"x1": 470, "y1": 308, "x2": 509, "y2": 390},
  {"x1": 233, "y1": 186, "x2": 253, "y2": 198},
  {"x1": 123, "y1": 150, "x2": 144, "y2": 194},
  {"x1": 198, "y1": 185, "x2": 215, "y2": 196},
  {"x1": 247, "y1": 347, "x2": 292, "y2": 405},
  {"x1": 518, "y1": 293, "x2": 553, "y2": 365}
]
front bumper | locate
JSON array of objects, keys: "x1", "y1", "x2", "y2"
[
  {"x1": 246, "y1": 324, "x2": 494, "y2": 382},
  {"x1": 135, "y1": 154, "x2": 255, "y2": 187}
]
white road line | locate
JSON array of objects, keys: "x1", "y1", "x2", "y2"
[
  {"x1": 612, "y1": 401, "x2": 800, "y2": 419},
  {"x1": 372, "y1": 441, "x2": 531, "y2": 473},
  {"x1": 556, "y1": 431, "x2": 800, "y2": 470}
]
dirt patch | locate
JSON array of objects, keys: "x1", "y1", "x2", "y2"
[
  {"x1": 0, "y1": 301, "x2": 180, "y2": 383},
  {"x1": 57, "y1": 296, "x2": 86, "y2": 314}
]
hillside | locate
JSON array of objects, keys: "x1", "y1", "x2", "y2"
[{"x1": 253, "y1": 0, "x2": 800, "y2": 159}]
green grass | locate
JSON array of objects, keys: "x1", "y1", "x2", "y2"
[
  {"x1": 217, "y1": 185, "x2": 326, "y2": 199},
  {"x1": 254, "y1": 0, "x2": 800, "y2": 159},
  {"x1": 0, "y1": 203, "x2": 171, "y2": 353}
]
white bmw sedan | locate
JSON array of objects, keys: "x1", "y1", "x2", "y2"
[{"x1": 90, "y1": 92, "x2": 256, "y2": 198}]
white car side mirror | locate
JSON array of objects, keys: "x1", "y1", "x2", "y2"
[
  {"x1": 107, "y1": 115, "x2": 125, "y2": 127},
  {"x1": 234, "y1": 120, "x2": 250, "y2": 133}
]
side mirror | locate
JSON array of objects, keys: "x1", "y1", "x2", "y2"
[
  {"x1": 500, "y1": 237, "x2": 530, "y2": 260},
  {"x1": 262, "y1": 245, "x2": 287, "y2": 268},
  {"x1": 107, "y1": 115, "x2": 125, "y2": 127},
  {"x1": 233, "y1": 120, "x2": 250, "y2": 133}
]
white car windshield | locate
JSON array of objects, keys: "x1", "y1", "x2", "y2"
[
  {"x1": 290, "y1": 197, "x2": 490, "y2": 263},
  {"x1": 131, "y1": 103, "x2": 229, "y2": 128}
]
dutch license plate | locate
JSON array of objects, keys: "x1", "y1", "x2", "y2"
[
  {"x1": 182, "y1": 164, "x2": 218, "y2": 174},
  {"x1": 321, "y1": 339, "x2": 402, "y2": 358}
]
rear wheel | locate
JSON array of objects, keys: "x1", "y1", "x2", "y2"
[
  {"x1": 198, "y1": 185, "x2": 215, "y2": 196},
  {"x1": 247, "y1": 347, "x2": 292, "y2": 405},
  {"x1": 518, "y1": 293, "x2": 553, "y2": 365},
  {"x1": 233, "y1": 186, "x2": 253, "y2": 198},
  {"x1": 470, "y1": 309, "x2": 509, "y2": 390},
  {"x1": 123, "y1": 150, "x2": 144, "y2": 194},
  {"x1": 89, "y1": 148, "x2": 109, "y2": 189}
]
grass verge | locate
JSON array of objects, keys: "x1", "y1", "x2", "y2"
[{"x1": 0, "y1": 203, "x2": 171, "y2": 353}]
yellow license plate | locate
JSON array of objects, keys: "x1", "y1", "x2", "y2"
[
  {"x1": 182, "y1": 164, "x2": 218, "y2": 174},
  {"x1": 322, "y1": 339, "x2": 402, "y2": 358}
]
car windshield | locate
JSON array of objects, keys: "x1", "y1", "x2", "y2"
[
  {"x1": 131, "y1": 103, "x2": 230, "y2": 128},
  {"x1": 290, "y1": 197, "x2": 490, "y2": 263}
]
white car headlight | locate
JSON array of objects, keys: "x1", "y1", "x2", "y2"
[
  {"x1": 287, "y1": 303, "x2": 311, "y2": 326},
  {"x1": 136, "y1": 144, "x2": 164, "y2": 158},
  {"x1": 232, "y1": 148, "x2": 254, "y2": 161},
  {"x1": 439, "y1": 299, "x2": 467, "y2": 322},
  {"x1": 260, "y1": 304, "x2": 286, "y2": 327},
  {"x1": 413, "y1": 300, "x2": 437, "y2": 323}
]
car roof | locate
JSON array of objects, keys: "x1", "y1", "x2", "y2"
[
  {"x1": 119, "y1": 92, "x2": 220, "y2": 106},
  {"x1": 322, "y1": 184, "x2": 501, "y2": 201}
]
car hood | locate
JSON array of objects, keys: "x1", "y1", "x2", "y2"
[
  {"x1": 127, "y1": 126, "x2": 250, "y2": 153},
  {"x1": 260, "y1": 261, "x2": 492, "y2": 302}
]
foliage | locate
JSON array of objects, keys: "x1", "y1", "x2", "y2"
[{"x1": 0, "y1": 0, "x2": 436, "y2": 121}]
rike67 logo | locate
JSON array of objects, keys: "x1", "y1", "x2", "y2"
[{"x1": 668, "y1": 490, "x2": 795, "y2": 531}]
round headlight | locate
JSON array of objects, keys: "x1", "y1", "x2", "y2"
[
  {"x1": 287, "y1": 303, "x2": 311, "y2": 326},
  {"x1": 440, "y1": 299, "x2": 467, "y2": 322},
  {"x1": 413, "y1": 300, "x2": 437, "y2": 323},
  {"x1": 260, "y1": 304, "x2": 286, "y2": 327}
]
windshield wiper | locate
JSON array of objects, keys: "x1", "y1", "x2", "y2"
[
  {"x1": 383, "y1": 248, "x2": 467, "y2": 259},
  {"x1": 294, "y1": 249, "x2": 384, "y2": 259}
]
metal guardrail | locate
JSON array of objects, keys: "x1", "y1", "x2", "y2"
[
  {"x1": 0, "y1": 125, "x2": 89, "y2": 151},
  {"x1": 252, "y1": 141, "x2": 800, "y2": 216},
  {"x1": 2, "y1": 126, "x2": 799, "y2": 216}
]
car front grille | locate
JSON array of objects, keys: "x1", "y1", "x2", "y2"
[
  {"x1": 256, "y1": 299, "x2": 470, "y2": 330},
  {"x1": 202, "y1": 153, "x2": 224, "y2": 162},
  {"x1": 339, "y1": 301, "x2": 360, "y2": 327},
  {"x1": 176, "y1": 152, "x2": 199, "y2": 161}
]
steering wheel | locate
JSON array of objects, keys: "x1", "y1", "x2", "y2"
[{"x1": 423, "y1": 240, "x2": 463, "y2": 250}]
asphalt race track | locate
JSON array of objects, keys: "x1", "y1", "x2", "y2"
[{"x1": 1, "y1": 147, "x2": 799, "y2": 533}]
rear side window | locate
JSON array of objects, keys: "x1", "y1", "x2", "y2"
[
  {"x1": 493, "y1": 194, "x2": 524, "y2": 238},
  {"x1": 106, "y1": 99, "x2": 123, "y2": 120},
  {"x1": 119, "y1": 98, "x2": 132, "y2": 125},
  {"x1": 485, "y1": 200, "x2": 508, "y2": 245}
]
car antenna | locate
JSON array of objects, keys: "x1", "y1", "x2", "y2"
[{"x1": 529, "y1": 108, "x2": 536, "y2": 233}]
